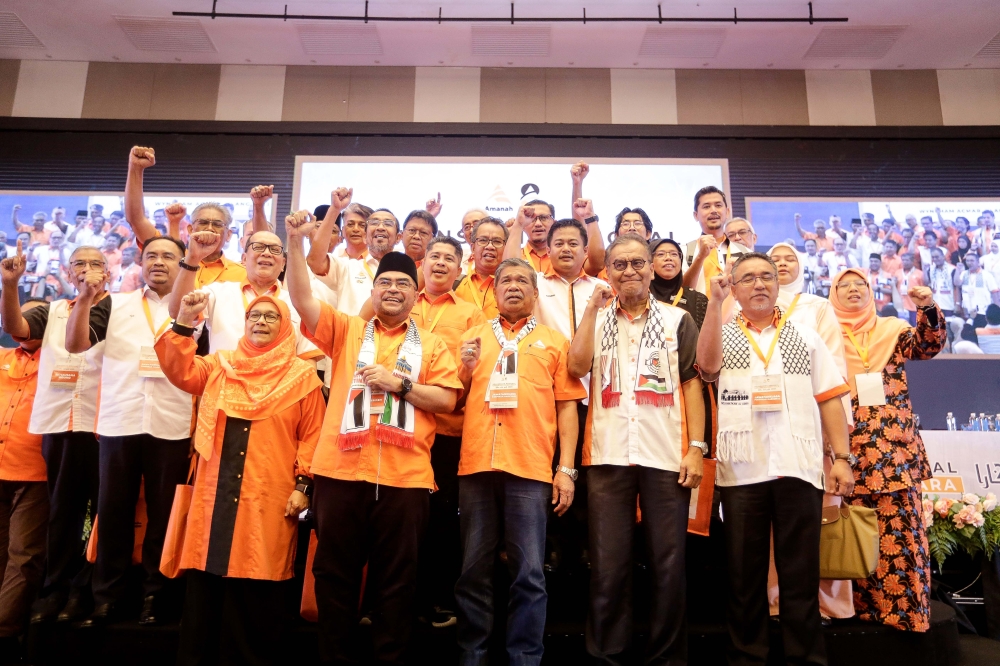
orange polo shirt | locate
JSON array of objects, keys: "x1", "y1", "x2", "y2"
[
  {"x1": 412, "y1": 291, "x2": 487, "y2": 438},
  {"x1": 880, "y1": 253, "x2": 903, "y2": 275},
  {"x1": 454, "y1": 272, "x2": 500, "y2": 320},
  {"x1": 17, "y1": 225, "x2": 50, "y2": 247},
  {"x1": 0, "y1": 347, "x2": 46, "y2": 482},
  {"x1": 802, "y1": 230, "x2": 834, "y2": 253},
  {"x1": 196, "y1": 255, "x2": 247, "y2": 288},
  {"x1": 302, "y1": 302, "x2": 463, "y2": 489},
  {"x1": 523, "y1": 246, "x2": 552, "y2": 274},
  {"x1": 459, "y1": 318, "x2": 586, "y2": 485}
]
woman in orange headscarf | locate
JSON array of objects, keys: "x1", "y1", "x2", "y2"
[
  {"x1": 155, "y1": 292, "x2": 324, "y2": 666},
  {"x1": 829, "y1": 267, "x2": 945, "y2": 633}
]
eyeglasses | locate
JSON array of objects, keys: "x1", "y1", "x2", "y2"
[
  {"x1": 611, "y1": 259, "x2": 648, "y2": 272},
  {"x1": 193, "y1": 219, "x2": 226, "y2": 231},
  {"x1": 836, "y1": 279, "x2": 869, "y2": 291},
  {"x1": 475, "y1": 237, "x2": 505, "y2": 248},
  {"x1": 367, "y1": 219, "x2": 397, "y2": 229},
  {"x1": 404, "y1": 227, "x2": 433, "y2": 239},
  {"x1": 734, "y1": 273, "x2": 777, "y2": 286},
  {"x1": 246, "y1": 311, "x2": 281, "y2": 323},
  {"x1": 374, "y1": 277, "x2": 415, "y2": 290},
  {"x1": 247, "y1": 242, "x2": 283, "y2": 255},
  {"x1": 726, "y1": 229, "x2": 754, "y2": 241},
  {"x1": 654, "y1": 250, "x2": 681, "y2": 260},
  {"x1": 532, "y1": 214, "x2": 554, "y2": 224},
  {"x1": 70, "y1": 260, "x2": 107, "y2": 270}
]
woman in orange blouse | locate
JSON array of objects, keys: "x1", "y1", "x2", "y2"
[{"x1": 155, "y1": 293, "x2": 324, "y2": 665}]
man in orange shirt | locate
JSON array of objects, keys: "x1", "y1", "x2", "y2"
[
  {"x1": 504, "y1": 200, "x2": 557, "y2": 274},
  {"x1": 0, "y1": 300, "x2": 48, "y2": 660},
  {"x1": 794, "y1": 213, "x2": 835, "y2": 253},
  {"x1": 880, "y1": 238, "x2": 903, "y2": 275},
  {"x1": 284, "y1": 211, "x2": 462, "y2": 665},
  {"x1": 455, "y1": 257, "x2": 585, "y2": 666},
  {"x1": 867, "y1": 253, "x2": 898, "y2": 313},
  {"x1": 124, "y1": 146, "x2": 248, "y2": 287},
  {"x1": 454, "y1": 217, "x2": 506, "y2": 320},
  {"x1": 899, "y1": 252, "x2": 926, "y2": 325}
]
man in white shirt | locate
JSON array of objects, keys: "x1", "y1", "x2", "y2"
[
  {"x1": 69, "y1": 216, "x2": 106, "y2": 248},
  {"x1": 800, "y1": 239, "x2": 822, "y2": 294},
  {"x1": 956, "y1": 252, "x2": 1000, "y2": 326},
  {"x1": 568, "y1": 234, "x2": 705, "y2": 665},
  {"x1": 697, "y1": 252, "x2": 853, "y2": 666},
  {"x1": 168, "y1": 228, "x2": 321, "y2": 359},
  {"x1": 64, "y1": 236, "x2": 195, "y2": 628},
  {"x1": 850, "y1": 222, "x2": 883, "y2": 268},
  {"x1": 0, "y1": 244, "x2": 109, "y2": 624},
  {"x1": 683, "y1": 186, "x2": 730, "y2": 295},
  {"x1": 820, "y1": 236, "x2": 857, "y2": 275},
  {"x1": 926, "y1": 248, "x2": 957, "y2": 317}
]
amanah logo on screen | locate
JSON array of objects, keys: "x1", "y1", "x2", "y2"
[{"x1": 484, "y1": 186, "x2": 515, "y2": 215}]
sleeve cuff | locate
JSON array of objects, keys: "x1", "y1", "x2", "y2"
[
  {"x1": 815, "y1": 383, "x2": 851, "y2": 404},
  {"x1": 172, "y1": 322, "x2": 196, "y2": 337}
]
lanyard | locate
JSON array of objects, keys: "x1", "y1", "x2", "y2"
[
  {"x1": 374, "y1": 325, "x2": 406, "y2": 367},
  {"x1": 523, "y1": 247, "x2": 544, "y2": 273},
  {"x1": 142, "y1": 293, "x2": 172, "y2": 338},
  {"x1": 671, "y1": 287, "x2": 684, "y2": 307},
  {"x1": 842, "y1": 325, "x2": 871, "y2": 371},
  {"x1": 360, "y1": 253, "x2": 376, "y2": 281},
  {"x1": 784, "y1": 293, "x2": 801, "y2": 318},
  {"x1": 419, "y1": 295, "x2": 449, "y2": 333},
  {"x1": 737, "y1": 307, "x2": 793, "y2": 372},
  {"x1": 467, "y1": 274, "x2": 493, "y2": 311}
]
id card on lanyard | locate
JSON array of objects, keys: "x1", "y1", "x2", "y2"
[
  {"x1": 139, "y1": 293, "x2": 172, "y2": 378},
  {"x1": 843, "y1": 325, "x2": 886, "y2": 407},
  {"x1": 737, "y1": 303, "x2": 795, "y2": 413},
  {"x1": 51, "y1": 356, "x2": 82, "y2": 390},
  {"x1": 487, "y1": 342, "x2": 520, "y2": 409}
]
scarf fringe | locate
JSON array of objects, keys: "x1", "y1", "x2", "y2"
[
  {"x1": 376, "y1": 423, "x2": 415, "y2": 449},
  {"x1": 716, "y1": 430, "x2": 753, "y2": 463},
  {"x1": 636, "y1": 392, "x2": 672, "y2": 407},
  {"x1": 338, "y1": 430, "x2": 368, "y2": 451},
  {"x1": 601, "y1": 386, "x2": 621, "y2": 409}
]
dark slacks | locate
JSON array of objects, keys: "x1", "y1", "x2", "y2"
[
  {"x1": 40, "y1": 431, "x2": 99, "y2": 599},
  {"x1": 312, "y1": 477, "x2": 430, "y2": 665},
  {"x1": 455, "y1": 471, "x2": 550, "y2": 666},
  {"x1": 720, "y1": 478, "x2": 826, "y2": 666},
  {"x1": 0, "y1": 481, "x2": 48, "y2": 637},
  {"x1": 176, "y1": 569, "x2": 293, "y2": 666},
  {"x1": 585, "y1": 465, "x2": 691, "y2": 666},
  {"x1": 93, "y1": 434, "x2": 191, "y2": 606},
  {"x1": 418, "y1": 434, "x2": 462, "y2": 611}
]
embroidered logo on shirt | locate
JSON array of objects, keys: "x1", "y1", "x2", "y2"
[
  {"x1": 532, "y1": 340, "x2": 545, "y2": 349},
  {"x1": 720, "y1": 388, "x2": 749, "y2": 406}
]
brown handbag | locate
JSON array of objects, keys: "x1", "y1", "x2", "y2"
[
  {"x1": 819, "y1": 504, "x2": 879, "y2": 580},
  {"x1": 159, "y1": 454, "x2": 198, "y2": 579}
]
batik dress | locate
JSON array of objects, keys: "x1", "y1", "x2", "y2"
[{"x1": 847, "y1": 305, "x2": 945, "y2": 632}]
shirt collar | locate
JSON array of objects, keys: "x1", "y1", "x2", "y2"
[
  {"x1": 375, "y1": 317, "x2": 410, "y2": 335},
  {"x1": 500, "y1": 316, "x2": 531, "y2": 333},
  {"x1": 616, "y1": 300, "x2": 650, "y2": 324},
  {"x1": 240, "y1": 278, "x2": 279, "y2": 297},
  {"x1": 739, "y1": 307, "x2": 781, "y2": 333},
  {"x1": 543, "y1": 265, "x2": 587, "y2": 282},
  {"x1": 418, "y1": 290, "x2": 456, "y2": 305}
]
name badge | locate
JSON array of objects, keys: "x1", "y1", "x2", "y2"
[
  {"x1": 50, "y1": 359, "x2": 81, "y2": 390},
  {"x1": 138, "y1": 346, "x2": 165, "y2": 378},
  {"x1": 855, "y1": 372, "x2": 886, "y2": 407},
  {"x1": 370, "y1": 389, "x2": 386, "y2": 415},
  {"x1": 750, "y1": 374, "x2": 783, "y2": 412},
  {"x1": 487, "y1": 343, "x2": 519, "y2": 409}
]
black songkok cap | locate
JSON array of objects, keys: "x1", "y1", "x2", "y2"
[{"x1": 374, "y1": 251, "x2": 418, "y2": 287}]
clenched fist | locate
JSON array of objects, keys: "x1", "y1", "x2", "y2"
[
  {"x1": 909, "y1": 285, "x2": 934, "y2": 308},
  {"x1": 331, "y1": 187, "x2": 353, "y2": 212},
  {"x1": 129, "y1": 146, "x2": 155, "y2": 170},
  {"x1": 570, "y1": 161, "x2": 590, "y2": 184},
  {"x1": 696, "y1": 234, "x2": 718, "y2": 260},
  {"x1": 250, "y1": 185, "x2": 274, "y2": 205},
  {"x1": 186, "y1": 231, "x2": 222, "y2": 263},
  {"x1": 165, "y1": 203, "x2": 187, "y2": 227},
  {"x1": 572, "y1": 198, "x2": 594, "y2": 223},
  {"x1": 177, "y1": 291, "x2": 209, "y2": 326},
  {"x1": 285, "y1": 210, "x2": 316, "y2": 240}
]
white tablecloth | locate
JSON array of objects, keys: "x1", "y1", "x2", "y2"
[{"x1": 921, "y1": 430, "x2": 1000, "y2": 496}]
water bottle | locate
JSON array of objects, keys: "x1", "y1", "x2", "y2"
[
  {"x1": 946, "y1": 412, "x2": 956, "y2": 431},
  {"x1": 980, "y1": 413, "x2": 987, "y2": 431},
  {"x1": 989, "y1": 415, "x2": 998, "y2": 432},
  {"x1": 970, "y1": 413, "x2": 980, "y2": 431},
  {"x1": 914, "y1": 414, "x2": 921, "y2": 430}
]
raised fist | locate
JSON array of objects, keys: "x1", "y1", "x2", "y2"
[
  {"x1": 425, "y1": 192, "x2": 442, "y2": 218},
  {"x1": 12, "y1": 204, "x2": 20, "y2": 212},
  {"x1": 696, "y1": 234, "x2": 718, "y2": 260},
  {"x1": 459, "y1": 337, "x2": 481, "y2": 372},
  {"x1": 250, "y1": 185, "x2": 274, "y2": 205},
  {"x1": 77, "y1": 267, "x2": 106, "y2": 301},
  {"x1": 909, "y1": 285, "x2": 934, "y2": 308},
  {"x1": 331, "y1": 187, "x2": 353, "y2": 212},
  {"x1": 0, "y1": 240, "x2": 27, "y2": 284},
  {"x1": 572, "y1": 198, "x2": 594, "y2": 222},
  {"x1": 187, "y1": 230, "x2": 222, "y2": 262},
  {"x1": 177, "y1": 291, "x2": 209, "y2": 325},
  {"x1": 165, "y1": 203, "x2": 187, "y2": 226},
  {"x1": 570, "y1": 161, "x2": 590, "y2": 184},
  {"x1": 129, "y1": 146, "x2": 155, "y2": 170},
  {"x1": 284, "y1": 210, "x2": 316, "y2": 240},
  {"x1": 708, "y1": 273, "x2": 732, "y2": 302},
  {"x1": 588, "y1": 284, "x2": 613, "y2": 311}
]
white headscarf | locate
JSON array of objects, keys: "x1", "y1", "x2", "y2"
[{"x1": 767, "y1": 242, "x2": 805, "y2": 303}]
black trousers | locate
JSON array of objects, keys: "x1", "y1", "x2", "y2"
[
  {"x1": 417, "y1": 434, "x2": 461, "y2": 611},
  {"x1": 176, "y1": 569, "x2": 293, "y2": 666},
  {"x1": 585, "y1": 465, "x2": 691, "y2": 666},
  {"x1": 719, "y1": 478, "x2": 826, "y2": 666},
  {"x1": 312, "y1": 477, "x2": 430, "y2": 665},
  {"x1": 40, "y1": 431, "x2": 99, "y2": 599},
  {"x1": 93, "y1": 434, "x2": 191, "y2": 606}
]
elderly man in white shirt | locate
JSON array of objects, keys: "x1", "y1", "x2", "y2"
[
  {"x1": 0, "y1": 244, "x2": 108, "y2": 624},
  {"x1": 568, "y1": 233, "x2": 706, "y2": 665},
  {"x1": 167, "y1": 228, "x2": 322, "y2": 360},
  {"x1": 697, "y1": 252, "x2": 853, "y2": 666},
  {"x1": 64, "y1": 235, "x2": 196, "y2": 628}
]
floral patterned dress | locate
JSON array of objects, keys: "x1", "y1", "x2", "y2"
[{"x1": 847, "y1": 305, "x2": 946, "y2": 632}]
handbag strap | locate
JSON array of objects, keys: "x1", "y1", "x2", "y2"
[{"x1": 185, "y1": 453, "x2": 198, "y2": 485}]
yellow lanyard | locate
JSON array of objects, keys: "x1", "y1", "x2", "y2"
[
  {"x1": 784, "y1": 293, "x2": 801, "y2": 318},
  {"x1": 374, "y1": 325, "x2": 406, "y2": 367},
  {"x1": 419, "y1": 294, "x2": 449, "y2": 333},
  {"x1": 142, "y1": 293, "x2": 172, "y2": 338},
  {"x1": 737, "y1": 308, "x2": 793, "y2": 372},
  {"x1": 671, "y1": 287, "x2": 684, "y2": 307},
  {"x1": 467, "y1": 275, "x2": 493, "y2": 311},
  {"x1": 843, "y1": 325, "x2": 871, "y2": 371},
  {"x1": 360, "y1": 253, "x2": 376, "y2": 281},
  {"x1": 523, "y1": 247, "x2": 544, "y2": 272}
]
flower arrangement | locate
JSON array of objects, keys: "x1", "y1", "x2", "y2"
[{"x1": 923, "y1": 492, "x2": 1000, "y2": 568}]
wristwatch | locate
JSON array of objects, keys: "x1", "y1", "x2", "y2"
[
  {"x1": 834, "y1": 453, "x2": 857, "y2": 466},
  {"x1": 689, "y1": 440, "x2": 709, "y2": 456},
  {"x1": 556, "y1": 465, "x2": 579, "y2": 481},
  {"x1": 399, "y1": 377, "x2": 413, "y2": 400},
  {"x1": 584, "y1": 215, "x2": 599, "y2": 225},
  {"x1": 178, "y1": 259, "x2": 199, "y2": 272}
]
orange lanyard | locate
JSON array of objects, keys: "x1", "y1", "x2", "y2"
[
  {"x1": 374, "y1": 325, "x2": 406, "y2": 367},
  {"x1": 419, "y1": 295, "x2": 449, "y2": 333},
  {"x1": 468, "y1": 275, "x2": 493, "y2": 311},
  {"x1": 142, "y1": 293, "x2": 172, "y2": 338},
  {"x1": 736, "y1": 308, "x2": 793, "y2": 372},
  {"x1": 843, "y1": 326, "x2": 871, "y2": 371}
]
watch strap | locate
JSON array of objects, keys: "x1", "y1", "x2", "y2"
[
  {"x1": 178, "y1": 259, "x2": 199, "y2": 272},
  {"x1": 584, "y1": 215, "x2": 599, "y2": 225}
]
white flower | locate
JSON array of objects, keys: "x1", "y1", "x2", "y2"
[
  {"x1": 970, "y1": 512, "x2": 986, "y2": 528},
  {"x1": 984, "y1": 493, "x2": 998, "y2": 512},
  {"x1": 963, "y1": 493, "x2": 980, "y2": 506}
]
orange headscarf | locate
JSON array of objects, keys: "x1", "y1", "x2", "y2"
[
  {"x1": 828, "y1": 267, "x2": 909, "y2": 397},
  {"x1": 194, "y1": 295, "x2": 321, "y2": 459}
]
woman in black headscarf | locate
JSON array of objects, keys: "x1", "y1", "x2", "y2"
[{"x1": 648, "y1": 237, "x2": 709, "y2": 329}]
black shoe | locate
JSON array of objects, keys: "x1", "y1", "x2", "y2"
[
  {"x1": 57, "y1": 595, "x2": 92, "y2": 623},
  {"x1": 138, "y1": 596, "x2": 158, "y2": 626},
  {"x1": 0, "y1": 635, "x2": 22, "y2": 664},
  {"x1": 30, "y1": 595, "x2": 65, "y2": 625},
  {"x1": 80, "y1": 603, "x2": 114, "y2": 629}
]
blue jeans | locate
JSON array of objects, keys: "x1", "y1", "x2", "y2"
[{"x1": 455, "y1": 472, "x2": 550, "y2": 666}]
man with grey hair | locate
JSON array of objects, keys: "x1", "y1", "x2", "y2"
[
  {"x1": 125, "y1": 146, "x2": 251, "y2": 287},
  {"x1": 459, "y1": 208, "x2": 489, "y2": 275},
  {"x1": 723, "y1": 217, "x2": 757, "y2": 251},
  {"x1": 455, "y1": 257, "x2": 586, "y2": 666},
  {"x1": 454, "y1": 217, "x2": 509, "y2": 319},
  {"x1": 568, "y1": 233, "x2": 705, "y2": 665}
]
